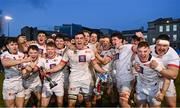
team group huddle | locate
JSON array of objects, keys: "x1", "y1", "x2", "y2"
[{"x1": 0, "y1": 30, "x2": 179, "y2": 107}]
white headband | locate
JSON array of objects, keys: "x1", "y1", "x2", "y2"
[{"x1": 158, "y1": 40, "x2": 170, "y2": 46}]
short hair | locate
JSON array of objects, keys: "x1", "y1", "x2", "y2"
[
  {"x1": 82, "y1": 30, "x2": 91, "y2": 34},
  {"x1": 90, "y1": 31, "x2": 99, "y2": 39},
  {"x1": 28, "y1": 45, "x2": 39, "y2": 52},
  {"x1": 64, "y1": 37, "x2": 71, "y2": 41},
  {"x1": 46, "y1": 42, "x2": 55, "y2": 48},
  {"x1": 102, "y1": 35, "x2": 110, "y2": 40},
  {"x1": 17, "y1": 34, "x2": 26, "y2": 39},
  {"x1": 137, "y1": 41, "x2": 150, "y2": 48},
  {"x1": 55, "y1": 34, "x2": 65, "y2": 41},
  {"x1": 132, "y1": 35, "x2": 140, "y2": 41},
  {"x1": 5, "y1": 38, "x2": 17, "y2": 45},
  {"x1": 75, "y1": 31, "x2": 85, "y2": 37},
  {"x1": 111, "y1": 32, "x2": 124, "y2": 40},
  {"x1": 155, "y1": 34, "x2": 170, "y2": 42},
  {"x1": 37, "y1": 31, "x2": 47, "y2": 36}
]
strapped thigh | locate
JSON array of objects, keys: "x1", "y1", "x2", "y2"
[{"x1": 68, "y1": 94, "x2": 78, "y2": 100}]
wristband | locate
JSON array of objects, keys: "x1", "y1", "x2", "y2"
[{"x1": 155, "y1": 64, "x2": 163, "y2": 72}]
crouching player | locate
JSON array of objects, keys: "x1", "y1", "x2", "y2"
[{"x1": 134, "y1": 41, "x2": 170, "y2": 107}]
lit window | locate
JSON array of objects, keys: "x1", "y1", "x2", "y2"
[
  {"x1": 159, "y1": 26, "x2": 163, "y2": 32},
  {"x1": 173, "y1": 34, "x2": 177, "y2": 41},
  {"x1": 166, "y1": 25, "x2": 170, "y2": 32},
  {"x1": 173, "y1": 25, "x2": 177, "y2": 31},
  {"x1": 152, "y1": 38, "x2": 155, "y2": 43}
]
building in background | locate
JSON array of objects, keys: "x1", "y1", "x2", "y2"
[
  {"x1": 21, "y1": 26, "x2": 59, "y2": 40},
  {"x1": 122, "y1": 28, "x2": 147, "y2": 43},
  {"x1": 147, "y1": 17, "x2": 180, "y2": 49},
  {"x1": 19, "y1": 17, "x2": 180, "y2": 50},
  {"x1": 99, "y1": 28, "x2": 118, "y2": 36},
  {"x1": 54, "y1": 23, "x2": 83, "y2": 38}
]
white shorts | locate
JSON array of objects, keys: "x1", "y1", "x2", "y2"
[
  {"x1": 160, "y1": 80, "x2": 176, "y2": 97},
  {"x1": 3, "y1": 78, "x2": 25, "y2": 100},
  {"x1": 68, "y1": 80, "x2": 91, "y2": 95},
  {"x1": 136, "y1": 91, "x2": 161, "y2": 106},
  {"x1": 42, "y1": 78, "x2": 64, "y2": 97},
  {"x1": 116, "y1": 80, "x2": 133, "y2": 93},
  {"x1": 24, "y1": 79, "x2": 42, "y2": 99}
]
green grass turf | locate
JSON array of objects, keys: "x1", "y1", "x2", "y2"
[
  {"x1": 0, "y1": 71, "x2": 180, "y2": 107},
  {"x1": 0, "y1": 72, "x2": 4, "y2": 106}
]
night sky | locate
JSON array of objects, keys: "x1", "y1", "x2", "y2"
[{"x1": 0, "y1": 0, "x2": 180, "y2": 36}]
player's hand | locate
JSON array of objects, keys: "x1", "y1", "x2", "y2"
[
  {"x1": 149, "y1": 60, "x2": 164, "y2": 72},
  {"x1": 22, "y1": 56, "x2": 32, "y2": 63},
  {"x1": 134, "y1": 63, "x2": 141, "y2": 72},
  {"x1": 155, "y1": 91, "x2": 165, "y2": 102},
  {"x1": 29, "y1": 62, "x2": 36, "y2": 69},
  {"x1": 149, "y1": 60, "x2": 158, "y2": 69},
  {"x1": 135, "y1": 32, "x2": 144, "y2": 40},
  {"x1": 43, "y1": 69, "x2": 51, "y2": 75}
]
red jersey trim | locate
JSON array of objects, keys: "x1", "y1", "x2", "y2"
[
  {"x1": 61, "y1": 60, "x2": 68, "y2": 64},
  {"x1": 168, "y1": 64, "x2": 179, "y2": 68}
]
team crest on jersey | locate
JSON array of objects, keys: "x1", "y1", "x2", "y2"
[
  {"x1": 79, "y1": 55, "x2": 86, "y2": 62},
  {"x1": 39, "y1": 49, "x2": 43, "y2": 54},
  {"x1": 50, "y1": 64, "x2": 56, "y2": 69},
  {"x1": 139, "y1": 66, "x2": 144, "y2": 74},
  {"x1": 13, "y1": 57, "x2": 16, "y2": 60},
  {"x1": 115, "y1": 53, "x2": 119, "y2": 60}
]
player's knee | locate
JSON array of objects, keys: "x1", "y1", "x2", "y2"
[
  {"x1": 41, "y1": 101, "x2": 49, "y2": 107},
  {"x1": 57, "y1": 101, "x2": 63, "y2": 107}
]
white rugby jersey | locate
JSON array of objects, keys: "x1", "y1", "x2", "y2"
[
  {"x1": 135, "y1": 55, "x2": 162, "y2": 96},
  {"x1": 100, "y1": 49, "x2": 113, "y2": 72},
  {"x1": 150, "y1": 45, "x2": 179, "y2": 68},
  {"x1": 37, "y1": 55, "x2": 64, "y2": 81},
  {"x1": 150, "y1": 45, "x2": 180, "y2": 87},
  {"x1": 87, "y1": 43, "x2": 97, "y2": 50},
  {"x1": 62, "y1": 48, "x2": 95, "y2": 81},
  {"x1": 1, "y1": 51, "x2": 24, "y2": 79},
  {"x1": 35, "y1": 43, "x2": 46, "y2": 55},
  {"x1": 113, "y1": 44, "x2": 134, "y2": 82},
  {"x1": 56, "y1": 47, "x2": 66, "y2": 56}
]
